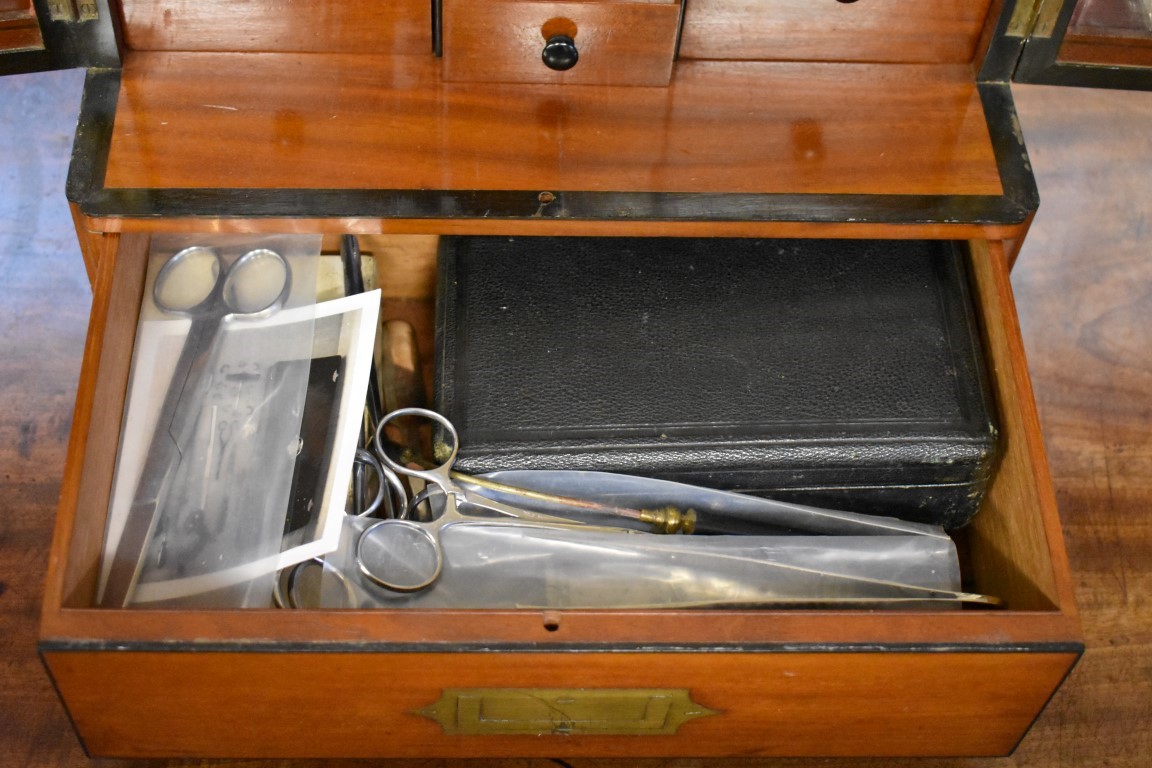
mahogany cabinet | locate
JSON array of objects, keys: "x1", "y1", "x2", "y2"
[{"x1": 17, "y1": 0, "x2": 1090, "y2": 758}]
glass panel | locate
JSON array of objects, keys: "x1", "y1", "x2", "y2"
[
  {"x1": 1064, "y1": 0, "x2": 1152, "y2": 67},
  {"x1": 1071, "y1": 0, "x2": 1152, "y2": 36}
]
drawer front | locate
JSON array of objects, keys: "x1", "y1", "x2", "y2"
[
  {"x1": 118, "y1": 0, "x2": 433, "y2": 55},
  {"x1": 44, "y1": 649, "x2": 1077, "y2": 758},
  {"x1": 441, "y1": 0, "x2": 682, "y2": 85},
  {"x1": 680, "y1": 0, "x2": 995, "y2": 63}
]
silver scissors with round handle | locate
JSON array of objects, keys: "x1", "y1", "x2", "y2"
[
  {"x1": 100, "y1": 245, "x2": 293, "y2": 607},
  {"x1": 358, "y1": 407, "x2": 637, "y2": 593}
]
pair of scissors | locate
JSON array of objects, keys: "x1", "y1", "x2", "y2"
[
  {"x1": 349, "y1": 447, "x2": 409, "y2": 519},
  {"x1": 357, "y1": 408, "x2": 638, "y2": 593},
  {"x1": 100, "y1": 245, "x2": 293, "y2": 607}
]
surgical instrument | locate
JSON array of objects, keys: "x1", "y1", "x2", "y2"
[{"x1": 101, "y1": 245, "x2": 292, "y2": 607}]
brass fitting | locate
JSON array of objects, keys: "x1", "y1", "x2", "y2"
[{"x1": 638, "y1": 506, "x2": 697, "y2": 535}]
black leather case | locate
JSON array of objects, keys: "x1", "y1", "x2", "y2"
[{"x1": 435, "y1": 236, "x2": 1000, "y2": 528}]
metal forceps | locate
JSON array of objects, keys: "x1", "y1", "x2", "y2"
[
  {"x1": 100, "y1": 245, "x2": 292, "y2": 607},
  {"x1": 357, "y1": 408, "x2": 635, "y2": 593}
]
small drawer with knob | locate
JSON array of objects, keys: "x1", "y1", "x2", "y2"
[{"x1": 441, "y1": 0, "x2": 682, "y2": 86}]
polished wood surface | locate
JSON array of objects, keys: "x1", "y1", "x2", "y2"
[
  {"x1": 2, "y1": 72, "x2": 1151, "y2": 767},
  {"x1": 43, "y1": 232, "x2": 143, "y2": 611},
  {"x1": 79, "y1": 216, "x2": 1037, "y2": 244},
  {"x1": 0, "y1": 0, "x2": 40, "y2": 53},
  {"x1": 103, "y1": 53, "x2": 1004, "y2": 198},
  {"x1": 44, "y1": 650, "x2": 1076, "y2": 758},
  {"x1": 0, "y1": 22, "x2": 41, "y2": 54},
  {"x1": 1004, "y1": 82, "x2": 1152, "y2": 766},
  {"x1": 1061, "y1": 33, "x2": 1152, "y2": 66},
  {"x1": 38, "y1": 51, "x2": 1073, "y2": 755},
  {"x1": 962, "y1": 240, "x2": 1076, "y2": 612},
  {"x1": 441, "y1": 0, "x2": 680, "y2": 86},
  {"x1": 115, "y1": 0, "x2": 1000, "y2": 65},
  {"x1": 679, "y1": 0, "x2": 994, "y2": 63},
  {"x1": 37, "y1": 33, "x2": 1077, "y2": 756},
  {"x1": 118, "y1": 0, "x2": 432, "y2": 55}
]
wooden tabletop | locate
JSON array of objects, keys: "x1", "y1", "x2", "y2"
[{"x1": 0, "y1": 70, "x2": 1148, "y2": 767}]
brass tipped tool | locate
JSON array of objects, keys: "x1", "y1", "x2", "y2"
[
  {"x1": 451, "y1": 472, "x2": 694, "y2": 534},
  {"x1": 636, "y1": 506, "x2": 697, "y2": 534}
]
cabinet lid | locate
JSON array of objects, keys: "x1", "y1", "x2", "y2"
[{"x1": 68, "y1": 53, "x2": 1037, "y2": 235}]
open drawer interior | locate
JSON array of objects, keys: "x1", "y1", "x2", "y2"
[{"x1": 40, "y1": 232, "x2": 1079, "y2": 648}]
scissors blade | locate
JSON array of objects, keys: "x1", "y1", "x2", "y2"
[
  {"x1": 102, "y1": 421, "x2": 205, "y2": 608},
  {"x1": 99, "y1": 313, "x2": 223, "y2": 607}
]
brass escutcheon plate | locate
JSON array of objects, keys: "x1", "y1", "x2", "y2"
[{"x1": 415, "y1": 688, "x2": 720, "y2": 736}]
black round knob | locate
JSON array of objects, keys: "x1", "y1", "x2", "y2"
[{"x1": 542, "y1": 34, "x2": 578, "y2": 71}]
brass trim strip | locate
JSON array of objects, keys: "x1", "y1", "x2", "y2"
[
  {"x1": 1007, "y1": 0, "x2": 1042, "y2": 38},
  {"x1": 1034, "y1": 0, "x2": 1065, "y2": 38}
]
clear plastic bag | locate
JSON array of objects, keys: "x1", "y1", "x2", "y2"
[
  {"x1": 311, "y1": 515, "x2": 971, "y2": 610},
  {"x1": 460, "y1": 469, "x2": 949, "y2": 538},
  {"x1": 99, "y1": 235, "x2": 380, "y2": 608}
]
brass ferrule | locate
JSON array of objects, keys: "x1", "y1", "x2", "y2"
[{"x1": 638, "y1": 507, "x2": 697, "y2": 535}]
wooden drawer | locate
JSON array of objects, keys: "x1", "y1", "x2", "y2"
[
  {"x1": 117, "y1": 0, "x2": 433, "y2": 55},
  {"x1": 680, "y1": 0, "x2": 995, "y2": 63},
  {"x1": 50, "y1": 650, "x2": 1075, "y2": 757},
  {"x1": 441, "y1": 0, "x2": 682, "y2": 85},
  {"x1": 40, "y1": 227, "x2": 1081, "y2": 758}
]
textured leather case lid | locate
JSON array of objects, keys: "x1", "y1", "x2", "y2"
[{"x1": 435, "y1": 237, "x2": 999, "y2": 528}]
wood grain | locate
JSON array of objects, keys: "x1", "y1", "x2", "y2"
[
  {"x1": 39, "y1": 229, "x2": 1080, "y2": 647},
  {"x1": 5, "y1": 48, "x2": 1152, "y2": 768},
  {"x1": 442, "y1": 0, "x2": 680, "y2": 86},
  {"x1": 1060, "y1": 32, "x2": 1152, "y2": 67},
  {"x1": 118, "y1": 0, "x2": 433, "y2": 55},
  {"x1": 68, "y1": 201, "x2": 104, "y2": 287},
  {"x1": 44, "y1": 649, "x2": 1076, "y2": 758},
  {"x1": 0, "y1": 0, "x2": 36, "y2": 13},
  {"x1": 77, "y1": 215, "x2": 1034, "y2": 244},
  {"x1": 0, "y1": 25, "x2": 41, "y2": 55},
  {"x1": 0, "y1": 68, "x2": 95, "y2": 768},
  {"x1": 0, "y1": 0, "x2": 40, "y2": 54},
  {"x1": 49, "y1": 233, "x2": 148, "y2": 610},
  {"x1": 679, "y1": 0, "x2": 995, "y2": 63},
  {"x1": 37, "y1": 47, "x2": 1077, "y2": 758},
  {"x1": 102, "y1": 52, "x2": 1004, "y2": 198},
  {"x1": 962, "y1": 240, "x2": 1078, "y2": 612},
  {"x1": 1005, "y1": 82, "x2": 1152, "y2": 767}
]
